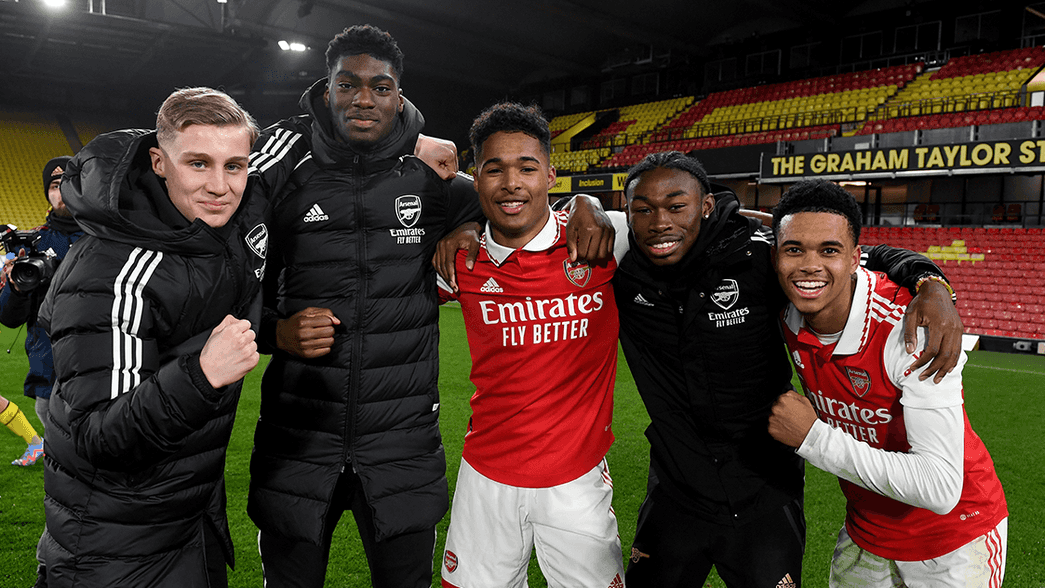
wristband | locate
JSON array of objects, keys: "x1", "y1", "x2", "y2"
[{"x1": 915, "y1": 274, "x2": 957, "y2": 304}]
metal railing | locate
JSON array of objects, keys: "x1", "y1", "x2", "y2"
[
  {"x1": 578, "y1": 89, "x2": 1028, "y2": 154},
  {"x1": 872, "y1": 201, "x2": 1043, "y2": 228}
]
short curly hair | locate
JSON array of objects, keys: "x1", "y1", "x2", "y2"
[
  {"x1": 325, "y1": 24, "x2": 404, "y2": 82},
  {"x1": 624, "y1": 151, "x2": 710, "y2": 200},
  {"x1": 469, "y1": 102, "x2": 550, "y2": 163},
  {"x1": 773, "y1": 179, "x2": 862, "y2": 245}
]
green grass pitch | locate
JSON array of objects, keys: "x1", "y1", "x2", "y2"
[{"x1": 1, "y1": 305, "x2": 1042, "y2": 587}]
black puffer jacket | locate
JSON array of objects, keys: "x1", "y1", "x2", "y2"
[
  {"x1": 38, "y1": 129, "x2": 268, "y2": 587},
  {"x1": 615, "y1": 192, "x2": 945, "y2": 525},
  {"x1": 248, "y1": 80, "x2": 481, "y2": 542}
]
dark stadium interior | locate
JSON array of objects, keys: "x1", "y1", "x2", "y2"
[
  {"x1": 1, "y1": 3, "x2": 1044, "y2": 588},
  {"x1": 3, "y1": 0, "x2": 1045, "y2": 344},
  {"x1": 0, "y1": 0, "x2": 1025, "y2": 140}
]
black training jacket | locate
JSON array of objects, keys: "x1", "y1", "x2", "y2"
[
  {"x1": 38, "y1": 129, "x2": 268, "y2": 586},
  {"x1": 247, "y1": 80, "x2": 481, "y2": 543},
  {"x1": 614, "y1": 192, "x2": 944, "y2": 526}
]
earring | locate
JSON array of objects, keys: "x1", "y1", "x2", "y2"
[{"x1": 703, "y1": 213, "x2": 709, "y2": 219}]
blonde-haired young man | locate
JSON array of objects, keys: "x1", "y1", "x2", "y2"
[{"x1": 39, "y1": 87, "x2": 267, "y2": 587}]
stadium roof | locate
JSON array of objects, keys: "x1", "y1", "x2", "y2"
[{"x1": 0, "y1": 0, "x2": 975, "y2": 138}]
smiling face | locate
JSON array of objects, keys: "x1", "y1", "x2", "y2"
[
  {"x1": 148, "y1": 123, "x2": 253, "y2": 228},
  {"x1": 626, "y1": 166, "x2": 714, "y2": 266},
  {"x1": 774, "y1": 211, "x2": 862, "y2": 333},
  {"x1": 324, "y1": 53, "x2": 404, "y2": 148},
  {"x1": 473, "y1": 131, "x2": 555, "y2": 249}
]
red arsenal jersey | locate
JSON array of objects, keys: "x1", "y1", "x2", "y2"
[
  {"x1": 440, "y1": 210, "x2": 625, "y2": 488},
  {"x1": 782, "y1": 267, "x2": 1007, "y2": 561}
]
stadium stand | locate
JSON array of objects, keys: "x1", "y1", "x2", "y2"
[
  {"x1": 855, "y1": 106, "x2": 1045, "y2": 134},
  {"x1": 578, "y1": 97, "x2": 693, "y2": 149},
  {"x1": 549, "y1": 146, "x2": 611, "y2": 173},
  {"x1": 657, "y1": 64, "x2": 919, "y2": 139},
  {"x1": 857, "y1": 47, "x2": 1045, "y2": 132},
  {"x1": 547, "y1": 46, "x2": 1045, "y2": 175},
  {"x1": 550, "y1": 111, "x2": 593, "y2": 140},
  {"x1": 861, "y1": 226, "x2": 1045, "y2": 340},
  {"x1": 0, "y1": 109, "x2": 74, "y2": 231}
]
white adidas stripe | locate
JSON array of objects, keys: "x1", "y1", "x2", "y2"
[
  {"x1": 254, "y1": 128, "x2": 303, "y2": 174},
  {"x1": 110, "y1": 247, "x2": 163, "y2": 399}
]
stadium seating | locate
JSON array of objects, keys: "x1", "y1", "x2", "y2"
[
  {"x1": 856, "y1": 47, "x2": 1045, "y2": 133},
  {"x1": 550, "y1": 111, "x2": 594, "y2": 139},
  {"x1": 547, "y1": 46, "x2": 1045, "y2": 171},
  {"x1": 550, "y1": 147, "x2": 611, "y2": 173},
  {"x1": 855, "y1": 106, "x2": 1045, "y2": 134},
  {"x1": 658, "y1": 64, "x2": 919, "y2": 141},
  {"x1": 0, "y1": 110, "x2": 73, "y2": 231},
  {"x1": 861, "y1": 226, "x2": 1045, "y2": 340},
  {"x1": 579, "y1": 97, "x2": 693, "y2": 149}
]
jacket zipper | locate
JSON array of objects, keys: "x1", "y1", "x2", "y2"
[{"x1": 344, "y1": 154, "x2": 365, "y2": 475}]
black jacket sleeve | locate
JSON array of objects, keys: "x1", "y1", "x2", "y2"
[
  {"x1": 441, "y1": 174, "x2": 484, "y2": 236},
  {"x1": 0, "y1": 281, "x2": 34, "y2": 328},
  {"x1": 862, "y1": 244, "x2": 947, "y2": 295}
]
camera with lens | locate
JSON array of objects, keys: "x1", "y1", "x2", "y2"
[{"x1": 1, "y1": 225, "x2": 59, "y2": 292}]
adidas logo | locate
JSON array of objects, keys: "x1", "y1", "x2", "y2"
[
  {"x1": 303, "y1": 203, "x2": 329, "y2": 223},
  {"x1": 776, "y1": 573, "x2": 797, "y2": 588},
  {"x1": 480, "y1": 277, "x2": 503, "y2": 293},
  {"x1": 633, "y1": 293, "x2": 654, "y2": 307}
]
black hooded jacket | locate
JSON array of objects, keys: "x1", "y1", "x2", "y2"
[
  {"x1": 614, "y1": 192, "x2": 944, "y2": 525},
  {"x1": 247, "y1": 80, "x2": 481, "y2": 542},
  {"x1": 37, "y1": 129, "x2": 268, "y2": 586}
]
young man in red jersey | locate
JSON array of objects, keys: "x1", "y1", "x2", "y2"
[
  {"x1": 437, "y1": 102, "x2": 629, "y2": 588},
  {"x1": 769, "y1": 179, "x2": 1008, "y2": 588}
]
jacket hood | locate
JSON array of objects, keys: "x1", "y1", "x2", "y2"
[
  {"x1": 62, "y1": 129, "x2": 252, "y2": 256},
  {"x1": 299, "y1": 78, "x2": 425, "y2": 170}
]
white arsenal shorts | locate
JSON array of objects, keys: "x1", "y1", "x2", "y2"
[
  {"x1": 829, "y1": 517, "x2": 1007, "y2": 588},
  {"x1": 440, "y1": 457, "x2": 625, "y2": 588}
]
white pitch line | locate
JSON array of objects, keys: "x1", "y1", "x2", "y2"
[{"x1": 965, "y1": 363, "x2": 1045, "y2": 377}]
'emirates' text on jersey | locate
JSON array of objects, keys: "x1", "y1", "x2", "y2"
[
  {"x1": 782, "y1": 267, "x2": 1007, "y2": 561},
  {"x1": 440, "y1": 210, "x2": 622, "y2": 488}
]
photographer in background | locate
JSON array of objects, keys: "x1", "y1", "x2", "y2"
[{"x1": 0, "y1": 156, "x2": 84, "y2": 466}]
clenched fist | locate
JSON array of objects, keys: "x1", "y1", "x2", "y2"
[
  {"x1": 200, "y1": 315, "x2": 259, "y2": 389},
  {"x1": 768, "y1": 390, "x2": 818, "y2": 448},
  {"x1": 276, "y1": 307, "x2": 341, "y2": 359}
]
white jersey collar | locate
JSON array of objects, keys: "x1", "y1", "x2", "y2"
[
  {"x1": 784, "y1": 266, "x2": 874, "y2": 356},
  {"x1": 484, "y1": 207, "x2": 557, "y2": 266}
]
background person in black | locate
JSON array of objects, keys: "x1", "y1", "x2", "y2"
[
  {"x1": 614, "y1": 151, "x2": 962, "y2": 588},
  {"x1": 0, "y1": 156, "x2": 84, "y2": 466}
]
